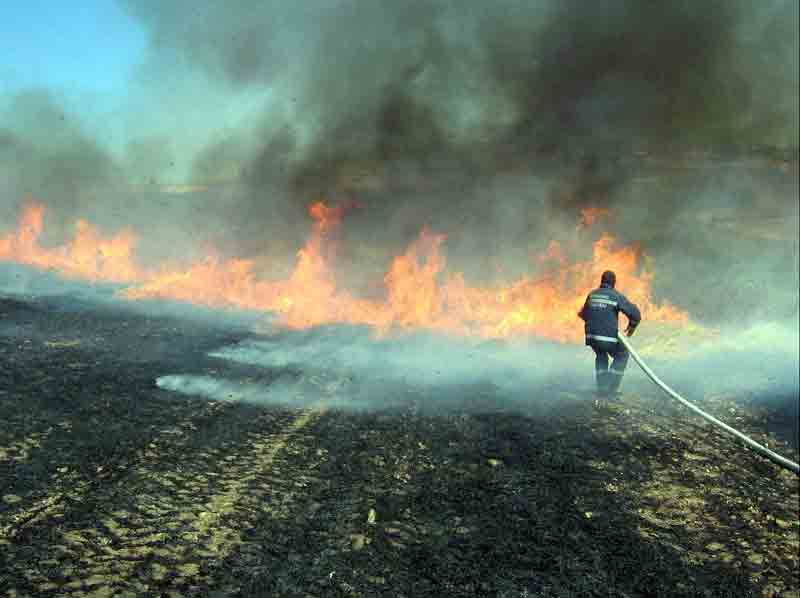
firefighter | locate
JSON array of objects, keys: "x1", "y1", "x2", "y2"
[{"x1": 578, "y1": 270, "x2": 641, "y2": 398}]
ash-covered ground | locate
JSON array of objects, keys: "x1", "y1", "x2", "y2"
[{"x1": 0, "y1": 282, "x2": 797, "y2": 597}]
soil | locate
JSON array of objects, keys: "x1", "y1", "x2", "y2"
[{"x1": 0, "y1": 293, "x2": 797, "y2": 597}]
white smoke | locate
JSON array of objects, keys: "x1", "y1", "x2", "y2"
[
  {"x1": 154, "y1": 311, "x2": 798, "y2": 428},
  {"x1": 157, "y1": 324, "x2": 589, "y2": 413}
]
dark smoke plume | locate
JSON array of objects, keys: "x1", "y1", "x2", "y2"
[
  {"x1": 121, "y1": 1, "x2": 797, "y2": 184},
  {"x1": 107, "y1": 0, "x2": 798, "y2": 275},
  {"x1": 2, "y1": 1, "x2": 797, "y2": 299}
]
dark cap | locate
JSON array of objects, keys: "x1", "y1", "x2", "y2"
[{"x1": 601, "y1": 270, "x2": 616, "y2": 287}]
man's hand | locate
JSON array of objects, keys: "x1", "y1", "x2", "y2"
[{"x1": 625, "y1": 325, "x2": 636, "y2": 337}]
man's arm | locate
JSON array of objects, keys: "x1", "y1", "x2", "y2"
[
  {"x1": 577, "y1": 296, "x2": 589, "y2": 321},
  {"x1": 618, "y1": 293, "x2": 641, "y2": 336}
]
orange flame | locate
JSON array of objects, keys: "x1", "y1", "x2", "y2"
[
  {"x1": 1, "y1": 198, "x2": 688, "y2": 343},
  {"x1": 0, "y1": 202, "x2": 143, "y2": 283}
]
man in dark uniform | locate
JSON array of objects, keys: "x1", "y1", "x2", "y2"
[{"x1": 578, "y1": 270, "x2": 641, "y2": 398}]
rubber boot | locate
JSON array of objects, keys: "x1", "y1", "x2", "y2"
[
  {"x1": 595, "y1": 371, "x2": 610, "y2": 397},
  {"x1": 607, "y1": 370, "x2": 624, "y2": 399}
]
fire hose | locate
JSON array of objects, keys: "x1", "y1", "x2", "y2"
[{"x1": 618, "y1": 334, "x2": 799, "y2": 475}]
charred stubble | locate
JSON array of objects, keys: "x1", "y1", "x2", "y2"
[{"x1": 0, "y1": 294, "x2": 797, "y2": 596}]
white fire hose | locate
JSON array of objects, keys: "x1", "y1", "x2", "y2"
[{"x1": 618, "y1": 334, "x2": 800, "y2": 475}]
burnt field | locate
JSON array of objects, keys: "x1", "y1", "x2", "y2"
[{"x1": 0, "y1": 292, "x2": 798, "y2": 597}]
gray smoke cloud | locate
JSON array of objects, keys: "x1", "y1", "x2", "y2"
[
  {"x1": 111, "y1": 0, "x2": 799, "y2": 289},
  {"x1": 4, "y1": 1, "x2": 797, "y2": 254},
  {"x1": 1, "y1": 1, "x2": 797, "y2": 395},
  {"x1": 0, "y1": 91, "x2": 120, "y2": 237},
  {"x1": 118, "y1": 1, "x2": 798, "y2": 181}
]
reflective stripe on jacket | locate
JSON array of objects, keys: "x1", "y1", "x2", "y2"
[{"x1": 578, "y1": 284, "x2": 641, "y2": 346}]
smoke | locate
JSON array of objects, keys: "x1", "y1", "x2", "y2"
[
  {"x1": 0, "y1": 91, "x2": 120, "y2": 234},
  {"x1": 153, "y1": 317, "x2": 798, "y2": 454},
  {"x1": 1, "y1": 1, "x2": 797, "y2": 415},
  {"x1": 118, "y1": 0, "x2": 798, "y2": 181},
  {"x1": 111, "y1": 0, "x2": 799, "y2": 290},
  {"x1": 157, "y1": 324, "x2": 586, "y2": 414},
  {"x1": 4, "y1": 2, "x2": 796, "y2": 251}
]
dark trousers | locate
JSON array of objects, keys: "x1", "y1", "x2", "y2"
[{"x1": 591, "y1": 340, "x2": 629, "y2": 395}]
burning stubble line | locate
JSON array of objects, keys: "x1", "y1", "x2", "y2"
[
  {"x1": 12, "y1": 403, "x2": 327, "y2": 594},
  {"x1": 1, "y1": 199, "x2": 694, "y2": 345}
]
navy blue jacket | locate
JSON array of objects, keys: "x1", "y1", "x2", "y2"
[{"x1": 578, "y1": 283, "x2": 641, "y2": 345}]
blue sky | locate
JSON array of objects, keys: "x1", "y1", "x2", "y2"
[
  {"x1": 0, "y1": 2, "x2": 271, "y2": 182},
  {"x1": 0, "y1": 1, "x2": 145, "y2": 96}
]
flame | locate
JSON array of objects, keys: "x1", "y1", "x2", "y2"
[
  {"x1": 0, "y1": 201, "x2": 143, "y2": 283},
  {"x1": 383, "y1": 229, "x2": 449, "y2": 332},
  {"x1": 1, "y1": 198, "x2": 688, "y2": 343}
]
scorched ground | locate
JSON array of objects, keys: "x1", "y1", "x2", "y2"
[{"x1": 0, "y1": 289, "x2": 797, "y2": 597}]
